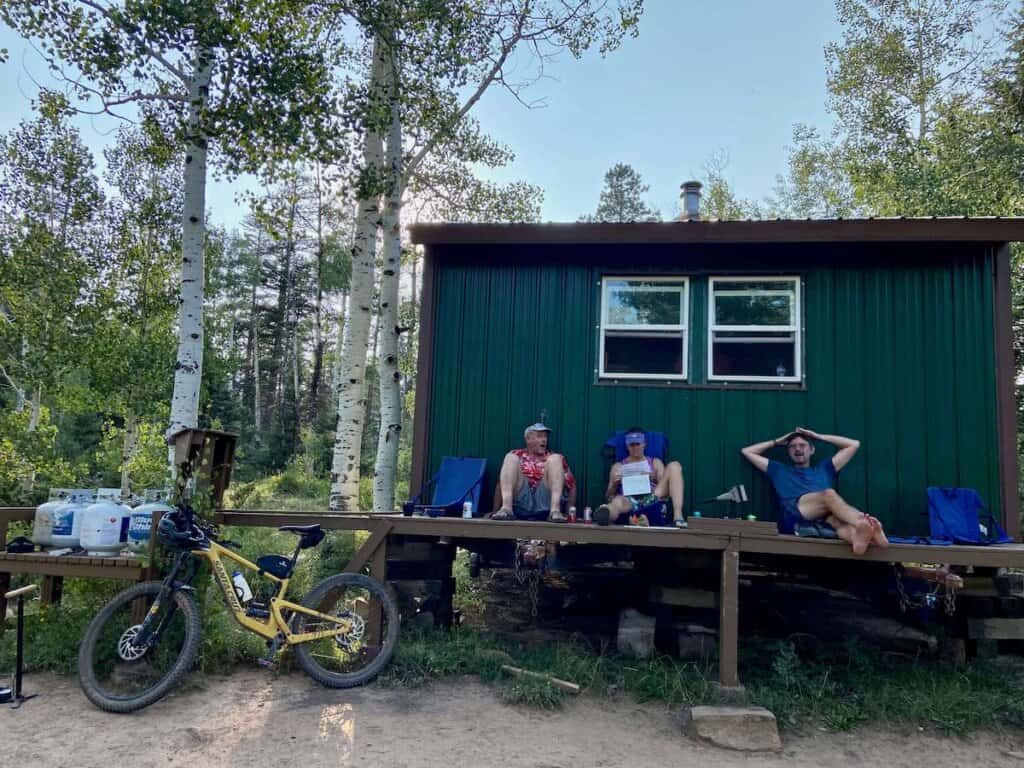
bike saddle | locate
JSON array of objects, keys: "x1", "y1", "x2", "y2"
[{"x1": 278, "y1": 524, "x2": 321, "y2": 535}]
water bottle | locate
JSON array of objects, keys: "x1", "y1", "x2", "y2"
[
  {"x1": 231, "y1": 570, "x2": 253, "y2": 604},
  {"x1": 462, "y1": 501, "x2": 473, "y2": 519}
]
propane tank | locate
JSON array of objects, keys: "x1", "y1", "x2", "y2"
[
  {"x1": 49, "y1": 489, "x2": 95, "y2": 548},
  {"x1": 80, "y1": 500, "x2": 132, "y2": 556},
  {"x1": 127, "y1": 501, "x2": 174, "y2": 553},
  {"x1": 32, "y1": 488, "x2": 73, "y2": 547}
]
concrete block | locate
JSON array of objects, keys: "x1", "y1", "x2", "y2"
[
  {"x1": 684, "y1": 706, "x2": 781, "y2": 752},
  {"x1": 675, "y1": 623, "x2": 717, "y2": 660},
  {"x1": 617, "y1": 608, "x2": 655, "y2": 658}
]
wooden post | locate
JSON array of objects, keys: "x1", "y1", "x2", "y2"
[
  {"x1": 41, "y1": 575, "x2": 63, "y2": 606},
  {"x1": 367, "y1": 533, "x2": 388, "y2": 648},
  {"x1": 718, "y1": 543, "x2": 740, "y2": 688}
]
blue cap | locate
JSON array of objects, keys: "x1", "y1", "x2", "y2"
[
  {"x1": 625, "y1": 431, "x2": 646, "y2": 445},
  {"x1": 524, "y1": 422, "x2": 551, "y2": 438}
]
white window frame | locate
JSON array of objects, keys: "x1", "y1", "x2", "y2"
[
  {"x1": 599, "y1": 276, "x2": 689, "y2": 381},
  {"x1": 707, "y1": 276, "x2": 802, "y2": 383}
]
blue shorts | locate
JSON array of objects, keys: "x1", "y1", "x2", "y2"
[
  {"x1": 615, "y1": 497, "x2": 669, "y2": 527},
  {"x1": 777, "y1": 497, "x2": 807, "y2": 535}
]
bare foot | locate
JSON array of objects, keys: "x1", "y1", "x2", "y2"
[
  {"x1": 851, "y1": 517, "x2": 873, "y2": 555},
  {"x1": 866, "y1": 515, "x2": 890, "y2": 548}
]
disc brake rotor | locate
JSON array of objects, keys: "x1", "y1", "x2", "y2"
[
  {"x1": 334, "y1": 610, "x2": 366, "y2": 651},
  {"x1": 117, "y1": 625, "x2": 148, "y2": 661}
]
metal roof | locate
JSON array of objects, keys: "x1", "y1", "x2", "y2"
[{"x1": 409, "y1": 217, "x2": 1024, "y2": 245}]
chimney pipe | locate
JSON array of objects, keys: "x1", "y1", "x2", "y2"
[{"x1": 680, "y1": 180, "x2": 702, "y2": 221}]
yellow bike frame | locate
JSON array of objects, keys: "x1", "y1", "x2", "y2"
[{"x1": 190, "y1": 539, "x2": 351, "y2": 645}]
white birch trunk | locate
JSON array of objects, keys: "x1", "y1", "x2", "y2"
[
  {"x1": 332, "y1": 291, "x2": 347, "y2": 398},
  {"x1": 166, "y1": 51, "x2": 211, "y2": 446},
  {"x1": 329, "y1": 40, "x2": 385, "y2": 511},
  {"x1": 373, "y1": 45, "x2": 404, "y2": 512},
  {"x1": 120, "y1": 409, "x2": 138, "y2": 500},
  {"x1": 27, "y1": 384, "x2": 41, "y2": 432}
]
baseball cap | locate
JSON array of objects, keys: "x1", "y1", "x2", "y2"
[
  {"x1": 523, "y1": 422, "x2": 552, "y2": 438},
  {"x1": 625, "y1": 431, "x2": 646, "y2": 445}
]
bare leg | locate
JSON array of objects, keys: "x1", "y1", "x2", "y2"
[
  {"x1": 604, "y1": 496, "x2": 633, "y2": 522},
  {"x1": 799, "y1": 489, "x2": 873, "y2": 555},
  {"x1": 544, "y1": 454, "x2": 566, "y2": 519},
  {"x1": 653, "y1": 461, "x2": 685, "y2": 520},
  {"x1": 497, "y1": 452, "x2": 524, "y2": 513}
]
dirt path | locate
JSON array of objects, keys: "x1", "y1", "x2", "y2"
[{"x1": 3, "y1": 670, "x2": 1023, "y2": 768}]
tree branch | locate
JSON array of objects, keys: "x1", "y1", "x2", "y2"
[
  {"x1": 77, "y1": 0, "x2": 191, "y2": 84},
  {"x1": 405, "y1": 3, "x2": 531, "y2": 175}
]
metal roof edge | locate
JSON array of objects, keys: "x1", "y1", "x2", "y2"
[{"x1": 408, "y1": 219, "x2": 1024, "y2": 245}]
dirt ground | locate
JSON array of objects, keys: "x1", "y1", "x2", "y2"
[{"x1": 3, "y1": 670, "x2": 1024, "y2": 768}]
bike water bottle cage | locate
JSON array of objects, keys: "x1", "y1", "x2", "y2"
[{"x1": 278, "y1": 524, "x2": 324, "y2": 550}]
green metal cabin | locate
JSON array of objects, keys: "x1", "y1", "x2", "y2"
[{"x1": 408, "y1": 219, "x2": 1022, "y2": 540}]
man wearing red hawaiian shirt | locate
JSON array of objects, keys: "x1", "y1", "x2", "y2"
[{"x1": 490, "y1": 422, "x2": 576, "y2": 523}]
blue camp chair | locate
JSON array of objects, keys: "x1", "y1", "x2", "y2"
[
  {"x1": 602, "y1": 430, "x2": 669, "y2": 463},
  {"x1": 402, "y1": 456, "x2": 487, "y2": 518}
]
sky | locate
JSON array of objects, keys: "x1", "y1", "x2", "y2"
[{"x1": 0, "y1": 1, "x2": 841, "y2": 228}]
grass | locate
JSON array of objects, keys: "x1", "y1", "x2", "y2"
[{"x1": 377, "y1": 625, "x2": 1024, "y2": 735}]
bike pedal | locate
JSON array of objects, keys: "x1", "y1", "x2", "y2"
[{"x1": 256, "y1": 658, "x2": 278, "y2": 670}]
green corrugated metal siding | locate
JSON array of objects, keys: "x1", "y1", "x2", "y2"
[{"x1": 424, "y1": 243, "x2": 1000, "y2": 536}]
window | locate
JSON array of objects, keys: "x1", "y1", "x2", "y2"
[
  {"x1": 600, "y1": 277, "x2": 688, "y2": 380},
  {"x1": 708, "y1": 277, "x2": 801, "y2": 382}
]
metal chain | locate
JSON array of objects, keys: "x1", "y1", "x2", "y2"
[
  {"x1": 514, "y1": 539, "x2": 547, "y2": 619},
  {"x1": 894, "y1": 565, "x2": 957, "y2": 616}
]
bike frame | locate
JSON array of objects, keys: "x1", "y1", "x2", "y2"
[{"x1": 180, "y1": 539, "x2": 351, "y2": 645}]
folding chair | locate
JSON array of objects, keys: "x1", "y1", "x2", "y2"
[
  {"x1": 602, "y1": 430, "x2": 669, "y2": 463},
  {"x1": 402, "y1": 456, "x2": 487, "y2": 518}
]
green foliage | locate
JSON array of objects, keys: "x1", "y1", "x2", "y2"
[
  {"x1": 746, "y1": 639, "x2": 1024, "y2": 736},
  {"x1": 0, "y1": 406, "x2": 79, "y2": 504},
  {"x1": 579, "y1": 162, "x2": 661, "y2": 222},
  {"x1": 94, "y1": 420, "x2": 172, "y2": 493}
]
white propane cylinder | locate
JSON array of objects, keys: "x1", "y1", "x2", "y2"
[
  {"x1": 50, "y1": 489, "x2": 95, "y2": 548},
  {"x1": 127, "y1": 502, "x2": 173, "y2": 553},
  {"x1": 32, "y1": 488, "x2": 73, "y2": 546},
  {"x1": 81, "y1": 501, "x2": 132, "y2": 556}
]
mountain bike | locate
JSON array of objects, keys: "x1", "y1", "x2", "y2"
[{"x1": 77, "y1": 505, "x2": 399, "y2": 713}]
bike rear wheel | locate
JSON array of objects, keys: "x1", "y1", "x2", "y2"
[
  {"x1": 291, "y1": 573, "x2": 399, "y2": 688},
  {"x1": 78, "y1": 580, "x2": 201, "y2": 713}
]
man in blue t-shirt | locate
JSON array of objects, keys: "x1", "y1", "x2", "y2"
[{"x1": 741, "y1": 428, "x2": 888, "y2": 555}]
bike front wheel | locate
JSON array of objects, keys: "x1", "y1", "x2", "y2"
[
  {"x1": 78, "y1": 580, "x2": 201, "y2": 713},
  {"x1": 291, "y1": 573, "x2": 399, "y2": 688}
]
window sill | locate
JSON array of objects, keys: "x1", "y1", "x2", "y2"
[{"x1": 594, "y1": 377, "x2": 806, "y2": 391}]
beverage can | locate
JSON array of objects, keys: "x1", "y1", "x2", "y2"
[
  {"x1": 567, "y1": 506, "x2": 577, "y2": 523},
  {"x1": 462, "y1": 501, "x2": 473, "y2": 519},
  {"x1": 583, "y1": 506, "x2": 592, "y2": 524},
  {"x1": 693, "y1": 510, "x2": 702, "y2": 518},
  {"x1": 746, "y1": 514, "x2": 757, "y2": 522}
]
